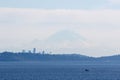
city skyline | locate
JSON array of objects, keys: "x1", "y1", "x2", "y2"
[{"x1": 0, "y1": 0, "x2": 120, "y2": 57}]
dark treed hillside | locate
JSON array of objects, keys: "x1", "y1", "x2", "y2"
[
  {"x1": 0, "y1": 51, "x2": 94, "y2": 61},
  {"x1": 97, "y1": 55, "x2": 120, "y2": 61},
  {"x1": 0, "y1": 51, "x2": 120, "y2": 62}
]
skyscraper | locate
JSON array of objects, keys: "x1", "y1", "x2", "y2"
[{"x1": 33, "y1": 48, "x2": 36, "y2": 53}]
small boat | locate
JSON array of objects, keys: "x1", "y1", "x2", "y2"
[{"x1": 85, "y1": 69, "x2": 89, "y2": 72}]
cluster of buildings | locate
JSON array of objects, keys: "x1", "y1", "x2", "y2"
[{"x1": 21, "y1": 48, "x2": 46, "y2": 54}]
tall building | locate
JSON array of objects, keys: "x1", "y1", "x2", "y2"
[
  {"x1": 42, "y1": 50, "x2": 45, "y2": 54},
  {"x1": 28, "y1": 50, "x2": 32, "y2": 53},
  {"x1": 22, "y1": 50, "x2": 26, "y2": 53},
  {"x1": 33, "y1": 48, "x2": 36, "y2": 53}
]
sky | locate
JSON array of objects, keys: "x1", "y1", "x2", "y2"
[{"x1": 0, "y1": 0, "x2": 120, "y2": 57}]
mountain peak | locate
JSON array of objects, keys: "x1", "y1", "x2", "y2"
[
  {"x1": 46, "y1": 30, "x2": 86, "y2": 42},
  {"x1": 29, "y1": 30, "x2": 88, "y2": 51}
]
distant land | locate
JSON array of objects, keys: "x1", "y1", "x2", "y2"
[{"x1": 0, "y1": 48, "x2": 120, "y2": 62}]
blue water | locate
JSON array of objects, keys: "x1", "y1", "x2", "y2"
[{"x1": 0, "y1": 61, "x2": 120, "y2": 80}]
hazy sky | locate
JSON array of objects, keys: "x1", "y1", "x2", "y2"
[{"x1": 0, "y1": 0, "x2": 120, "y2": 57}]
